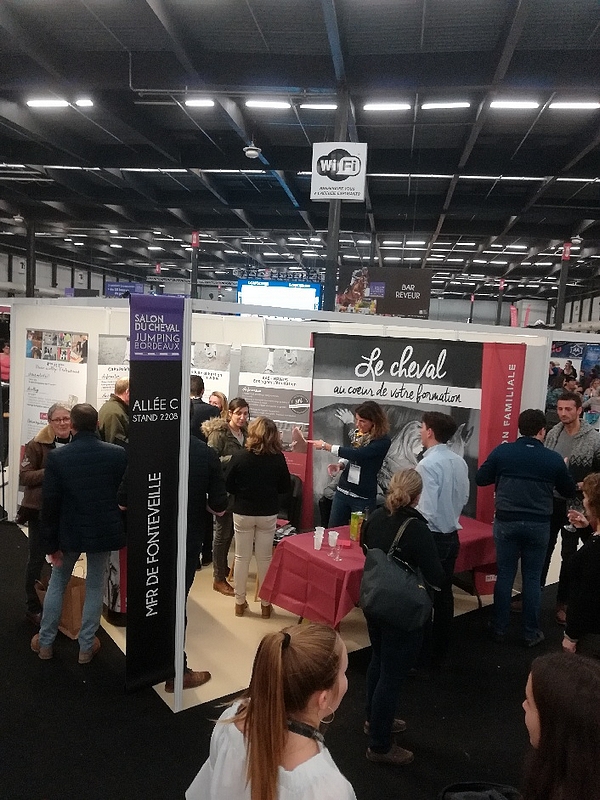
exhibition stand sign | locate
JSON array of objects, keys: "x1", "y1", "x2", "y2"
[
  {"x1": 335, "y1": 266, "x2": 432, "y2": 318},
  {"x1": 126, "y1": 295, "x2": 184, "y2": 691},
  {"x1": 310, "y1": 334, "x2": 525, "y2": 525}
]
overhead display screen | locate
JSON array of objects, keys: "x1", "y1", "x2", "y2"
[{"x1": 237, "y1": 279, "x2": 322, "y2": 311}]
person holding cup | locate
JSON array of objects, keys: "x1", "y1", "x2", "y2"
[{"x1": 310, "y1": 401, "x2": 391, "y2": 528}]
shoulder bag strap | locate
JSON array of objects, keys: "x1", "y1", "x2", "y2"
[{"x1": 387, "y1": 517, "x2": 413, "y2": 557}]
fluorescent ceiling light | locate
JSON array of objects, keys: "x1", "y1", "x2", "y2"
[
  {"x1": 534, "y1": 262, "x2": 553, "y2": 266},
  {"x1": 382, "y1": 240, "x2": 404, "y2": 246},
  {"x1": 302, "y1": 251, "x2": 319, "y2": 256},
  {"x1": 426, "y1": 256, "x2": 444, "y2": 261},
  {"x1": 363, "y1": 103, "x2": 411, "y2": 111},
  {"x1": 288, "y1": 237, "x2": 306, "y2": 241},
  {"x1": 506, "y1": 244, "x2": 528, "y2": 249},
  {"x1": 549, "y1": 102, "x2": 600, "y2": 110},
  {"x1": 27, "y1": 98, "x2": 69, "y2": 108},
  {"x1": 490, "y1": 101, "x2": 540, "y2": 109},
  {"x1": 406, "y1": 240, "x2": 426, "y2": 245},
  {"x1": 460, "y1": 175, "x2": 500, "y2": 181},
  {"x1": 109, "y1": 229, "x2": 118, "y2": 234},
  {"x1": 455, "y1": 242, "x2": 476, "y2": 246},
  {"x1": 110, "y1": 244, "x2": 122, "y2": 249},
  {"x1": 148, "y1": 246, "x2": 163, "y2": 251},
  {"x1": 344, "y1": 255, "x2": 361, "y2": 259},
  {"x1": 184, "y1": 99, "x2": 214, "y2": 107},
  {"x1": 404, "y1": 257, "x2": 421, "y2": 261},
  {"x1": 299, "y1": 103, "x2": 337, "y2": 110},
  {"x1": 73, "y1": 242, "x2": 85, "y2": 246},
  {"x1": 473, "y1": 259, "x2": 488, "y2": 264},
  {"x1": 491, "y1": 260, "x2": 508, "y2": 265},
  {"x1": 357, "y1": 239, "x2": 371, "y2": 245},
  {"x1": 310, "y1": 237, "x2": 321, "y2": 242},
  {"x1": 383, "y1": 256, "x2": 401, "y2": 262},
  {"x1": 421, "y1": 102, "x2": 470, "y2": 110},
  {"x1": 75, "y1": 98, "x2": 93, "y2": 107},
  {"x1": 447, "y1": 258, "x2": 465, "y2": 263},
  {"x1": 262, "y1": 252, "x2": 281, "y2": 256},
  {"x1": 245, "y1": 100, "x2": 291, "y2": 109}
]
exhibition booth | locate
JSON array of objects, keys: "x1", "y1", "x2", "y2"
[{"x1": 6, "y1": 296, "x2": 587, "y2": 710}]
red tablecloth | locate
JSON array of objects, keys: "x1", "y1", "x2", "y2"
[{"x1": 259, "y1": 517, "x2": 495, "y2": 627}]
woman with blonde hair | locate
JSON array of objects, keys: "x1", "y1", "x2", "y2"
[
  {"x1": 208, "y1": 391, "x2": 228, "y2": 419},
  {"x1": 226, "y1": 417, "x2": 291, "y2": 617},
  {"x1": 360, "y1": 468, "x2": 444, "y2": 765},
  {"x1": 186, "y1": 623, "x2": 355, "y2": 800}
]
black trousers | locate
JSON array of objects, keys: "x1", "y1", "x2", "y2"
[
  {"x1": 420, "y1": 531, "x2": 460, "y2": 669},
  {"x1": 541, "y1": 498, "x2": 591, "y2": 605},
  {"x1": 24, "y1": 511, "x2": 49, "y2": 613}
]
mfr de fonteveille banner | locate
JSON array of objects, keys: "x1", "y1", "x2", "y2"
[
  {"x1": 126, "y1": 295, "x2": 184, "y2": 691},
  {"x1": 310, "y1": 333, "x2": 525, "y2": 527}
]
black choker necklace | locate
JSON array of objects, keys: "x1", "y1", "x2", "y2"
[{"x1": 287, "y1": 718, "x2": 324, "y2": 744}]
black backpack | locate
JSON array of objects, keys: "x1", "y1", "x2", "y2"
[{"x1": 438, "y1": 783, "x2": 522, "y2": 800}]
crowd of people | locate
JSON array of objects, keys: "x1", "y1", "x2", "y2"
[{"x1": 16, "y1": 375, "x2": 600, "y2": 798}]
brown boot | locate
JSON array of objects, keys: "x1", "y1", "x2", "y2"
[
  {"x1": 31, "y1": 633, "x2": 53, "y2": 660},
  {"x1": 261, "y1": 604, "x2": 272, "y2": 619},
  {"x1": 165, "y1": 669, "x2": 211, "y2": 693},
  {"x1": 235, "y1": 601, "x2": 248, "y2": 617},
  {"x1": 213, "y1": 580, "x2": 235, "y2": 596}
]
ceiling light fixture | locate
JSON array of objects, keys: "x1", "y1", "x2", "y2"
[
  {"x1": 490, "y1": 101, "x2": 540, "y2": 109},
  {"x1": 299, "y1": 103, "x2": 337, "y2": 110},
  {"x1": 549, "y1": 101, "x2": 600, "y2": 110},
  {"x1": 245, "y1": 100, "x2": 291, "y2": 109},
  {"x1": 75, "y1": 98, "x2": 93, "y2": 107},
  {"x1": 243, "y1": 143, "x2": 262, "y2": 159},
  {"x1": 363, "y1": 102, "x2": 411, "y2": 111},
  {"x1": 406, "y1": 240, "x2": 426, "y2": 245},
  {"x1": 184, "y1": 98, "x2": 215, "y2": 107},
  {"x1": 26, "y1": 98, "x2": 69, "y2": 108},
  {"x1": 421, "y1": 101, "x2": 470, "y2": 109}
]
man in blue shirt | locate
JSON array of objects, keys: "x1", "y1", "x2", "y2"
[
  {"x1": 416, "y1": 412, "x2": 470, "y2": 668},
  {"x1": 477, "y1": 409, "x2": 576, "y2": 646}
]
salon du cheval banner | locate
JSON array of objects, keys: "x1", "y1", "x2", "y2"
[
  {"x1": 126, "y1": 295, "x2": 184, "y2": 691},
  {"x1": 310, "y1": 334, "x2": 525, "y2": 525}
]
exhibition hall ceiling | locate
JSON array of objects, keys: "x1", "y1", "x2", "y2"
[{"x1": 0, "y1": 0, "x2": 599, "y2": 303}]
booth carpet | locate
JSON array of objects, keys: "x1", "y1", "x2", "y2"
[{"x1": 1, "y1": 519, "x2": 563, "y2": 800}]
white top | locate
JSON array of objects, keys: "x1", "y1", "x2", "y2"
[{"x1": 186, "y1": 704, "x2": 357, "y2": 800}]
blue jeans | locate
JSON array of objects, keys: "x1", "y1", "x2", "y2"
[
  {"x1": 366, "y1": 617, "x2": 423, "y2": 752},
  {"x1": 39, "y1": 551, "x2": 109, "y2": 652},
  {"x1": 493, "y1": 519, "x2": 550, "y2": 640},
  {"x1": 329, "y1": 490, "x2": 372, "y2": 528}
]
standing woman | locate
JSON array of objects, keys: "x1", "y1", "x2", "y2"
[
  {"x1": 361, "y1": 468, "x2": 444, "y2": 765},
  {"x1": 312, "y1": 401, "x2": 391, "y2": 528},
  {"x1": 522, "y1": 652, "x2": 600, "y2": 800},
  {"x1": 186, "y1": 623, "x2": 356, "y2": 800},
  {"x1": 208, "y1": 391, "x2": 228, "y2": 419},
  {"x1": 226, "y1": 416, "x2": 291, "y2": 617},
  {"x1": 202, "y1": 397, "x2": 249, "y2": 596}
]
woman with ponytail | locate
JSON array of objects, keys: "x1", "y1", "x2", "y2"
[
  {"x1": 360, "y1": 468, "x2": 444, "y2": 766},
  {"x1": 186, "y1": 623, "x2": 356, "y2": 800}
]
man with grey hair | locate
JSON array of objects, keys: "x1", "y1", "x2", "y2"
[{"x1": 19, "y1": 402, "x2": 72, "y2": 626}]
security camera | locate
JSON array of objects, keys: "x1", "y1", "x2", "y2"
[
  {"x1": 243, "y1": 143, "x2": 261, "y2": 159},
  {"x1": 571, "y1": 235, "x2": 583, "y2": 246}
]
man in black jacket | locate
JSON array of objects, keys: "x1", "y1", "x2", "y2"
[
  {"x1": 31, "y1": 404, "x2": 127, "y2": 664},
  {"x1": 190, "y1": 375, "x2": 219, "y2": 442}
]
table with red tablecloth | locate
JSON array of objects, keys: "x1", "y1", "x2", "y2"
[{"x1": 259, "y1": 517, "x2": 495, "y2": 627}]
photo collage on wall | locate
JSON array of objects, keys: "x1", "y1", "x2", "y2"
[{"x1": 27, "y1": 329, "x2": 89, "y2": 364}]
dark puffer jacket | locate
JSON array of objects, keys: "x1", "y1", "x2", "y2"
[{"x1": 41, "y1": 430, "x2": 127, "y2": 554}]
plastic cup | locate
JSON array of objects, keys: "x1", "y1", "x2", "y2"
[
  {"x1": 315, "y1": 526, "x2": 325, "y2": 537},
  {"x1": 313, "y1": 532, "x2": 323, "y2": 550},
  {"x1": 328, "y1": 530, "x2": 339, "y2": 548}
]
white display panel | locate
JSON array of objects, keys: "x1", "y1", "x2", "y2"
[{"x1": 237, "y1": 280, "x2": 322, "y2": 311}]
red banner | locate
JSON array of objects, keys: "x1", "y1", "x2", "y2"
[
  {"x1": 191, "y1": 231, "x2": 199, "y2": 248},
  {"x1": 477, "y1": 342, "x2": 526, "y2": 523}
]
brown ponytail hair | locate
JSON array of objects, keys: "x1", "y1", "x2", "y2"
[{"x1": 233, "y1": 623, "x2": 341, "y2": 800}]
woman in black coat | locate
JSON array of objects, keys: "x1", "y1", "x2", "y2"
[
  {"x1": 361, "y1": 468, "x2": 444, "y2": 766},
  {"x1": 226, "y1": 416, "x2": 291, "y2": 619}
]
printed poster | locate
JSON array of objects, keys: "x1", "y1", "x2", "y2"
[
  {"x1": 97, "y1": 334, "x2": 130, "y2": 408},
  {"x1": 311, "y1": 334, "x2": 525, "y2": 525},
  {"x1": 21, "y1": 329, "x2": 88, "y2": 444},
  {"x1": 191, "y1": 341, "x2": 232, "y2": 399}
]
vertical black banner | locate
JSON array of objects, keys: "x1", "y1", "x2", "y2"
[{"x1": 126, "y1": 296, "x2": 184, "y2": 691}]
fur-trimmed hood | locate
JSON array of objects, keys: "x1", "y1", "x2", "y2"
[
  {"x1": 33, "y1": 424, "x2": 57, "y2": 445},
  {"x1": 201, "y1": 416, "x2": 229, "y2": 437}
]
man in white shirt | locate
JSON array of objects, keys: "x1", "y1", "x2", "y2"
[{"x1": 416, "y1": 412, "x2": 470, "y2": 669}]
